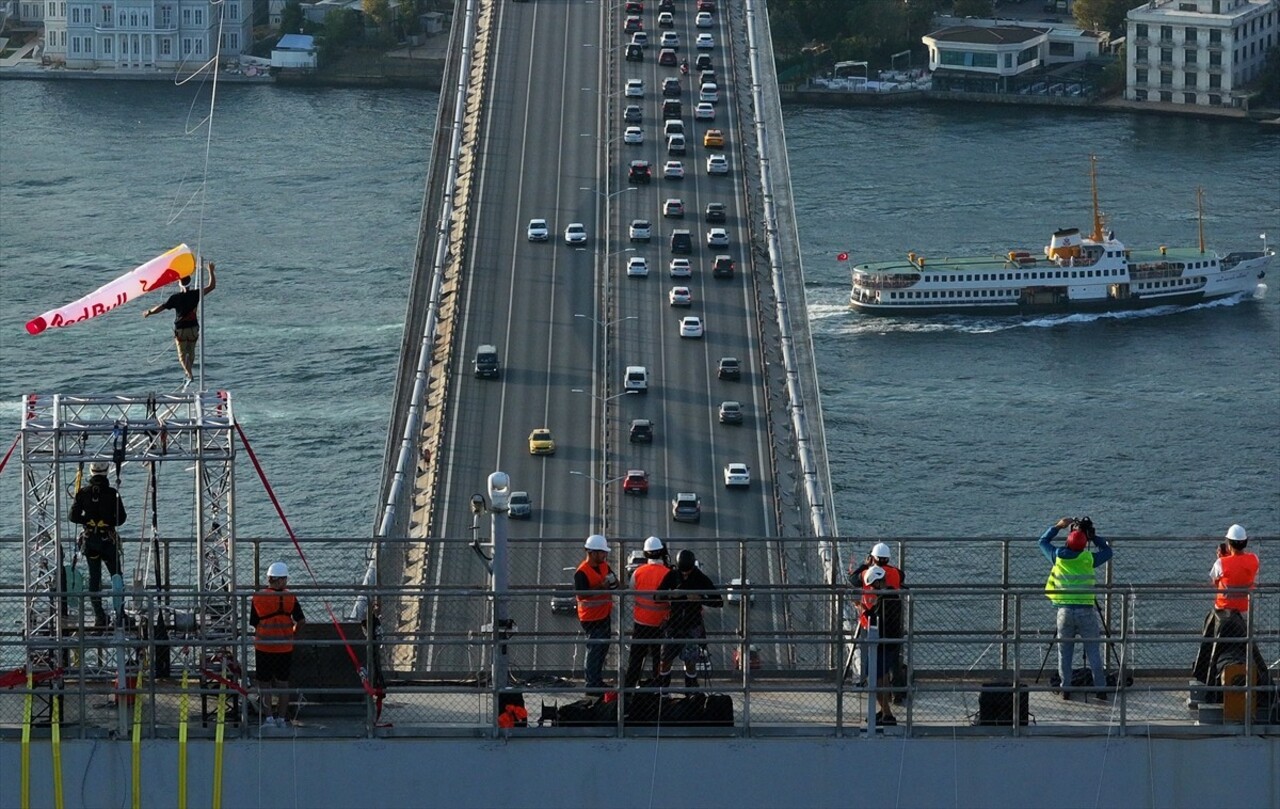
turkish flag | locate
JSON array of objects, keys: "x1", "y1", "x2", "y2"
[{"x1": 836, "y1": 252, "x2": 849, "y2": 261}]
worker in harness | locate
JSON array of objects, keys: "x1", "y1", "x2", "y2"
[
  {"x1": 251, "y1": 561, "x2": 306, "y2": 727},
  {"x1": 68, "y1": 461, "x2": 128, "y2": 628}
]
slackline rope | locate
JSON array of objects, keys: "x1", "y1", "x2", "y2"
[
  {"x1": 233, "y1": 423, "x2": 385, "y2": 718},
  {"x1": 0, "y1": 433, "x2": 19, "y2": 476}
]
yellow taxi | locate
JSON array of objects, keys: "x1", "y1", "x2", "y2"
[
  {"x1": 528, "y1": 428, "x2": 556, "y2": 455},
  {"x1": 703, "y1": 129, "x2": 725, "y2": 148}
]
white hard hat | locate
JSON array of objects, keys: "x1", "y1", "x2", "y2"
[
  {"x1": 871, "y1": 542, "x2": 892, "y2": 560},
  {"x1": 90, "y1": 461, "x2": 110, "y2": 475},
  {"x1": 643, "y1": 536, "x2": 665, "y2": 552},
  {"x1": 267, "y1": 561, "x2": 289, "y2": 578},
  {"x1": 584, "y1": 534, "x2": 610, "y2": 552},
  {"x1": 1225, "y1": 524, "x2": 1248, "y2": 543},
  {"x1": 863, "y1": 565, "x2": 886, "y2": 586}
]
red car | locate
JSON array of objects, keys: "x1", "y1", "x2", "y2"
[
  {"x1": 622, "y1": 469, "x2": 650, "y2": 495},
  {"x1": 625, "y1": 0, "x2": 644, "y2": 11},
  {"x1": 697, "y1": 0, "x2": 716, "y2": 11}
]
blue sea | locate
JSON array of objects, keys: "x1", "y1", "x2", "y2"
[{"x1": 1, "y1": 82, "x2": 1276, "y2": 586}]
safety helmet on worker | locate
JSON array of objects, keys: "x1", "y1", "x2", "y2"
[
  {"x1": 90, "y1": 461, "x2": 110, "y2": 475},
  {"x1": 676, "y1": 549, "x2": 697, "y2": 572},
  {"x1": 863, "y1": 565, "x2": 886, "y2": 586},
  {"x1": 1225, "y1": 524, "x2": 1248, "y2": 544},
  {"x1": 643, "y1": 536, "x2": 665, "y2": 553},
  {"x1": 870, "y1": 542, "x2": 892, "y2": 561},
  {"x1": 585, "y1": 534, "x2": 610, "y2": 553},
  {"x1": 267, "y1": 561, "x2": 289, "y2": 579}
]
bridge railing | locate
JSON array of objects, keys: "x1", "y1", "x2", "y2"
[{"x1": 1, "y1": 575, "x2": 1273, "y2": 739}]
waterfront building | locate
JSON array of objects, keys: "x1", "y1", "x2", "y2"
[
  {"x1": 43, "y1": 0, "x2": 254, "y2": 68},
  {"x1": 1125, "y1": 0, "x2": 1278, "y2": 108},
  {"x1": 923, "y1": 21, "x2": 1106, "y2": 94}
]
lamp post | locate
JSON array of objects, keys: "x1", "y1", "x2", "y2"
[{"x1": 570, "y1": 469, "x2": 628, "y2": 532}]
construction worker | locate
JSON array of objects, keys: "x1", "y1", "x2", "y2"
[
  {"x1": 624, "y1": 536, "x2": 671, "y2": 688},
  {"x1": 251, "y1": 561, "x2": 305, "y2": 727},
  {"x1": 574, "y1": 534, "x2": 618, "y2": 689},
  {"x1": 657, "y1": 549, "x2": 722, "y2": 689},
  {"x1": 849, "y1": 543, "x2": 907, "y2": 703},
  {"x1": 849, "y1": 542, "x2": 904, "y2": 592},
  {"x1": 68, "y1": 461, "x2": 127, "y2": 628},
  {"x1": 861, "y1": 566, "x2": 903, "y2": 725},
  {"x1": 1039, "y1": 516, "x2": 1112, "y2": 701},
  {"x1": 1192, "y1": 524, "x2": 1265, "y2": 694}
]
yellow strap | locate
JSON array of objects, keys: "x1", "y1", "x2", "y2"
[
  {"x1": 178, "y1": 671, "x2": 189, "y2": 809},
  {"x1": 52, "y1": 690, "x2": 63, "y2": 809},
  {"x1": 21, "y1": 672, "x2": 32, "y2": 809},
  {"x1": 212, "y1": 662, "x2": 227, "y2": 809},
  {"x1": 132, "y1": 667, "x2": 144, "y2": 809}
]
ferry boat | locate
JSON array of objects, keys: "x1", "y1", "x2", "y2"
[{"x1": 849, "y1": 160, "x2": 1271, "y2": 316}]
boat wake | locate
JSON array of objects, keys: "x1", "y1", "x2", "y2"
[{"x1": 816, "y1": 291, "x2": 1257, "y2": 336}]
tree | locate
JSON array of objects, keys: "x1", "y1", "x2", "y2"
[
  {"x1": 1072, "y1": 0, "x2": 1131, "y2": 35},
  {"x1": 1254, "y1": 46, "x2": 1280, "y2": 105},
  {"x1": 953, "y1": 0, "x2": 992, "y2": 18},
  {"x1": 279, "y1": 0, "x2": 304, "y2": 35},
  {"x1": 362, "y1": 0, "x2": 392, "y2": 31}
]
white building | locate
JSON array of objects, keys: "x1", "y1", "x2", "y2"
[
  {"x1": 1125, "y1": 0, "x2": 1278, "y2": 107},
  {"x1": 271, "y1": 31, "x2": 315, "y2": 68},
  {"x1": 923, "y1": 26, "x2": 1048, "y2": 92},
  {"x1": 44, "y1": 0, "x2": 255, "y2": 68}
]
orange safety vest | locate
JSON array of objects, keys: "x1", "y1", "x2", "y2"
[
  {"x1": 632, "y1": 563, "x2": 671, "y2": 627},
  {"x1": 1215, "y1": 553, "x2": 1259, "y2": 611},
  {"x1": 576, "y1": 559, "x2": 613, "y2": 622},
  {"x1": 858, "y1": 565, "x2": 903, "y2": 629},
  {"x1": 253, "y1": 589, "x2": 298, "y2": 652}
]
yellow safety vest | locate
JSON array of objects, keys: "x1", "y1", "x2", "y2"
[{"x1": 1045, "y1": 552, "x2": 1096, "y2": 606}]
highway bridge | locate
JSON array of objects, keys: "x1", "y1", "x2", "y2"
[{"x1": 367, "y1": 0, "x2": 836, "y2": 673}]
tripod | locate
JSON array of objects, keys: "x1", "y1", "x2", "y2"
[{"x1": 1035, "y1": 600, "x2": 1122, "y2": 685}]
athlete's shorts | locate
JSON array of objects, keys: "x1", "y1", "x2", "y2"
[{"x1": 255, "y1": 650, "x2": 293, "y2": 683}]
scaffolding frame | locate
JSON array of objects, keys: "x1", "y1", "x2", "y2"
[{"x1": 20, "y1": 392, "x2": 238, "y2": 687}]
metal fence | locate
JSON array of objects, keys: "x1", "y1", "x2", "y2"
[{"x1": 1, "y1": 571, "x2": 1274, "y2": 739}]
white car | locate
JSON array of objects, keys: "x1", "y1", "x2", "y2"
[
  {"x1": 660, "y1": 31, "x2": 679, "y2": 49},
  {"x1": 629, "y1": 219, "x2": 652, "y2": 241},
  {"x1": 669, "y1": 258, "x2": 692, "y2": 278},
  {"x1": 664, "y1": 160, "x2": 685, "y2": 180},
  {"x1": 706, "y1": 154, "x2": 729, "y2": 175},
  {"x1": 625, "y1": 78, "x2": 645, "y2": 98},
  {"x1": 564, "y1": 223, "x2": 587, "y2": 244},
  {"x1": 658, "y1": 11, "x2": 675, "y2": 27},
  {"x1": 706, "y1": 227, "x2": 729, "y2": 248},
  {"x1": 694, "y1": 102, "x2": 715, "y2": 120},
  {"x1": 669, "y1": 285, "x2": 692, "y2": 306},
  {"x1": 695, "y1": 33, "x2": 714, "y2": 50},
  {"x1": 695, "y1": 11, "x2": 713, "y2": 27},
  {"x1": 679, "y1": 316, "x2": 704, "y2": 338},
  {"x1": 624, "y1": 126, "x2": 644, "y2": 144},
  {"x1": 726, "y1": 577, "x2": 754, "y2": 604},
  {"x1": 631, "y1": 31, "x2": 649, "y2": 48},
  {"x1": 626, "y1": 256, "x2": 649, "y2": 277},
  {"x1": 526, "y1": 218, "x2": 549, "y2": 241},
  {"x1": 723, "y1": 462, "x2": 750, "y2": 487},
  {"x1": 663, "y1": 198, "x2": 685, "y2": 218},
  {"x1": 699, "y1": 84, "x2": 719, "y2": 103}
]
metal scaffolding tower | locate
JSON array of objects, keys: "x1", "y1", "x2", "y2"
[{"x1": 20, "y1": 391, "x2": 238, "y2": 681}]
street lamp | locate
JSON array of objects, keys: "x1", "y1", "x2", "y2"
[
  {"x1": 571, "y1": 388, "x2": 637, "y2": 403},
  {"x1": 580, "y1": 186, "x2": 638, "y2": 201},
  {"x1": 573, "y1": 313, "x2": 638, "y2": 329}
]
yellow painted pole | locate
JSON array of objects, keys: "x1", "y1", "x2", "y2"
[
  {"x1": 21, "y1": 672, "x2": 32, "y2": 809},
  {"x1": 51, "y1": 691, "x2": 64, "y2": 809},
  {"x1": 178, "y1": 671, "x2": 190, "y2": 809},
  {"x1": 212, "y1": 662, "x2": 228, "y2": 809},
  {"x1": 131, "y1": 667, "x2": 144, "y2": 809}
]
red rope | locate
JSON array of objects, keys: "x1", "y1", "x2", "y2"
[
  {"x1": 0, "y1": 433, "x2": 19, "y2": 477},
  {"x1": 0, "y1": 667, "x2": 64, "y2": 689},
  {"x1": 234, "y1": 423, "x2": 384, "y2": 709}
]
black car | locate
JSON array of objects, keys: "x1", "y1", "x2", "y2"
[
  {"x1": 658, "y1": 0, "x2": 675, "y2": 10},
  {"x1": 624, "y1": 104, "x2": 643, "y2": 123},
  {"x1": 662, "y1": 77, "x2": 681, "y2": 98},
  {"x1": 629, "y1": 160, "x2": 652, "y2": 184},
  {"x1": 629, "y1": 418, "x2": 654, "y2": 443},
  {"x1": 626, "y1": 44, "x2": 643, "y2": 62},
  {"x1": 704, "y1": 202, "x2": 726, "y2": 223},
  {"x1": 717, "y1": 357, "x2": 740, "y2": 380},
  {"x1": 695, "y1": 54, "x2": 712, "y2": 71},
  {"x1": 712, "y1": 254, "x2": 735, "y2": 278}
]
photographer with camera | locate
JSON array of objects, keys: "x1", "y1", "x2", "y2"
[
  {"x1": 1039, "y1": 516, "x2": 1112, "y2": 701},
  {"x1": 1190, "y1": 524, "x2": 1264, "y2": 696}
]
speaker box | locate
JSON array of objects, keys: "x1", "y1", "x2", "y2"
[{"x1": 287, "y1": 622, "x2": 382, "y2": 704}]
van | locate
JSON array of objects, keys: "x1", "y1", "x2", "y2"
[
  {"x1": 473, "y1": 344, "x2": 499, "y2": 378},
  {"x1": 662, "y1": 100, "x2": 682, "y2": 119},
  {"x1": 699, "y1": 83, "x2": 719, "y2": 103},
  {"x1": 666, "y1": 134, "x2": 686, "y2": 155},
  {"x1": 670, "y1": 229, "x2": 693, "y2": 254},
  {"x1": 624, "y1": 366, "x2": 649, "y2": 394},
  {"x1": 663, "y1": 119, "x2": 684, "y2": 138}
]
